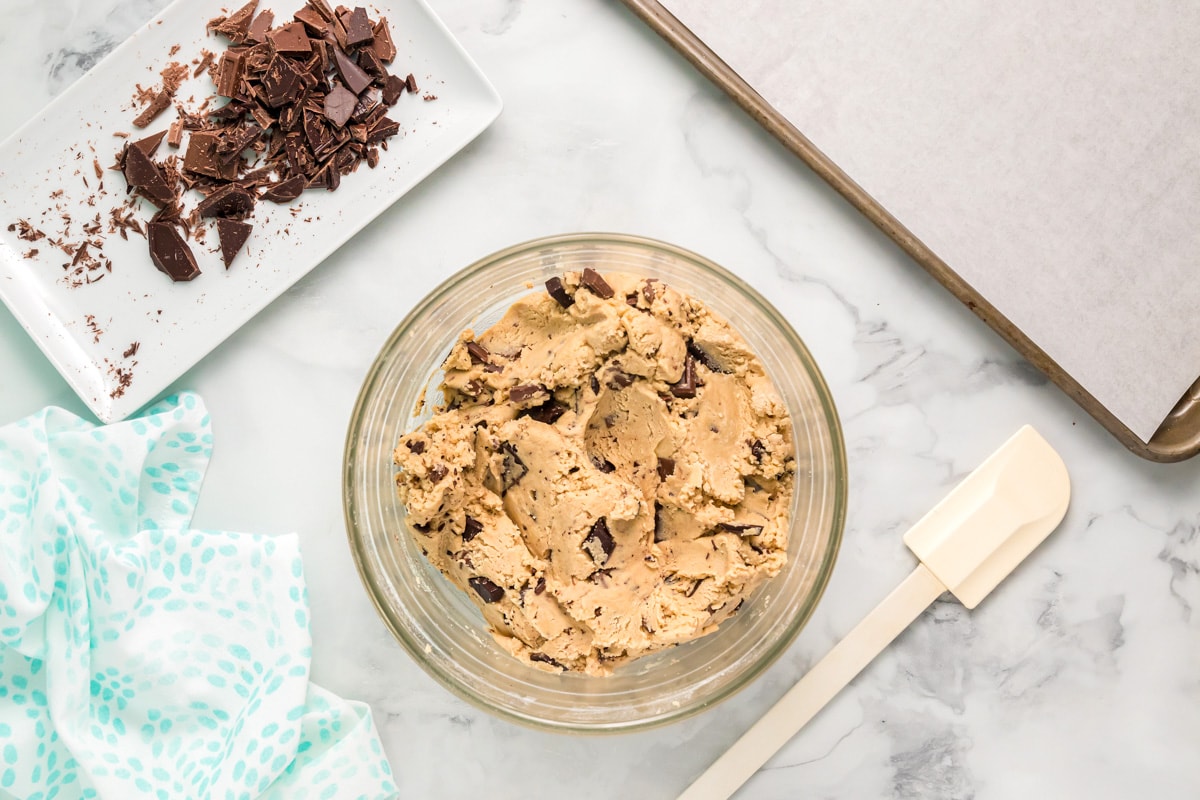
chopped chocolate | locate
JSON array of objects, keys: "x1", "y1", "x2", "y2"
[
  {"x1": 215, "y1": 50, "x2": 246, "y2": 97},
  {"x1": 589, "y1": 375, "x2": 601, "y2": 394},
  {"x1": 167, "y1": 119, "x2": 184, "y2": 148},
  {"x1": 365, "y1": 115, "x2": 399, "y2": 142},
  {"x1": 147, "y1": 222, "x2": 200, "y2": 281},
  {"x1": 626, "y1": 292, "x2": 639, "y2": 307},
  {"x1": 462, "y1": 516, "x2": 483, "y2": 542},
  {"x1": 466, "y1": 341, "x2": 491, "y2": 365},
  {"x1": 261, "y1": 55, "x2": 305, "y2": 107},
  {"x1": 323, "y1": 84, "x2": 358, "y2": 127},
  {"x1": 642, "y1": 279, "x2": 658, "y2": 303},
  {"x1": 428, "y1": 464, "x2": 448, "y2": 483},
  {"x1": 246, "y1": 9, "x2": 275, "y2": 42},
  {"x1": 582, "y1": 518, "x2": 615, "y2": 565},
  {"x1": 215, "y1": 218, "x2": 252, "y2": 267},
  {"x1": 545, "y1": 276, "x2": 574, "y2": 308},
  {"x1": 529, "y1": 652, "x2": 565, "y2": 670},
  {"x1": 294, "y1": 5, "x2": 329, "y2": 34},
  {"x1": 358, "y1": 46, "x2": 384, "y2": 77},
  {"x1": 687, "y1": 340, "x2": 726, "y2": 373},
  {"x1": 197, "y1": 184, "x2": 255, "y2": 218},
  {"x1": 131, "y1": 131, "x2": 167, "y2": 159},
  {"x1": 381, "y1": 73, "x2": 405, "y2": 105},
  {"x1": 467, "y1": 576, "x2": 505, "y2": 604},
  {"x1": 183, "y1": 131, "x2": 238, "y2": 180},
  {"x1": 580, "y1": 267, "x2": 614, "y2": 298},
  {"x1": 499, "y1": 442, "x2": 527, "y2": 491},
  {"x1": 132, "y1": 91, "x2": 172, "y2": 129},
  {"x1": 309, "y1": 0, "x2": 336, "y2": 21},
  {"x1": 509, "y1": 384, "x2": 545, "y2": 403},
  {"x1": 750, "y1": 440, "x2": 766, "y2": 462},
  {"x1": 210, "y1": 0, "x2": 258, "y2": 43},
  {"x1": 717, "y1": 522, "x2": 765, "y2": 537},
  {"x1": 405, "y1": 73, "x2": 418, "y2": 93},
  {"x1": 372, "y1": 18, "x2": 397, "y2": 62},
  {"x1": 332, "y1": 47, "x2": 372, "y2": 95},
  {"x1": 534, "y1": 576, "x2": 547, "y2": 595},
  {"x1": 269, "y1": 21, "x2": 312, "y2": 54},
  {"x1": 605, "y1": 369, "x2": 634, "y2": 390},
  {"x1": 405, "y1": 439, "x2": 426, "y2": 454},
  {"x1": 342, "y1": 7, "x2": 374, "y2": 46},
  {"x1": 261, "y1": 175, "x2": 307, "y2": 203},
  {"x1": 670, "y1": 356, "x2": 698, "y2": 399},
  {"x1": 525, "y1": 399, "x2": 567, "y2": 425},
  {"x1": 653, "y1": 503, "x2": 668, "y2": 542},
  {"x1": 591, "y1": 456, "x2": 616, "y2": 474},
  {"x1": 656, "y1": 457, "x2": 675, "y2": 480},
  {"x1": 122, "y1": 143, "x2": 174, "y2": 206},
  {"x1": 123, "y1": 342, "x2": 140, "y2": 359}
]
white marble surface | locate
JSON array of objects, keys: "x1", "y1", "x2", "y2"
[{"x1": 1, "y1": 1, "x2": 1198, "y2": 798}]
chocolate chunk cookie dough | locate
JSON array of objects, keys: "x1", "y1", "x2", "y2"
[{"x1": 394, "y1": 270, "x2": 795, "y2": 675}]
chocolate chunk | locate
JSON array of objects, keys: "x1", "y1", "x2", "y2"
[
  {"x1": 197, "y1": 184, "x2": 255, "y2": 218},
  {"x1": 591, "y1": 456, "x2": 616, "y2": 474},
  {"x1": 529, "y1": 652, "x2": 565, "y2": 670},
  {"x1": 405, "y1": 73, "x2": 418, "y2": 93},
  {"x1": 183, "y1": 131, "x2": 238, "y2": 180},
  {"x1": 462, "y1": 515, "x2": 483, "y2": 542},
  {"x1": 269, "y1": 21, "x2": 312, "y2": 55},
  {"x1": 358, "y1": 46, "x2": 384, "y2": 77},
  {"x1": 131, "y1": 131, "x2": 167, "y2": 159},
  {"x1": 294, "y1": 5, "x2": 329, "y2": 34},
  {"x1": 466, "y1": 341, "x2": 491, "y2": 365},
  {"x1": 216, "y1": 218, "x2": 252, "y2": 268},
  {"x1": 381, "y1": 74, "x2": 405, "y2": 105},
  {"x1": 215, "y1": 50, "x2": 246, "y2": 97},
  {"x1": 261, "y1": 55, "x2": 305, "y2": 107},
  {"x1": 653, "y1": 504, "x2": 668, "y2": 542},
  {"x1": 308, "y1": 0, "x2": 336, "y2": 21},
  {"x1": 589, "y1": 375, "x2": 600, "y2": 394},
  {"x1": 147, "y1": 222, "x2": 200, "y2": 282},
  {"x1": 429, "y1": 464, "x2": 448, "y2": 483},
  {"x1": 499, "y1": 443, "x2": 527, "y2": 491},
  {"x1": 534, "y1": 576, "x2": 546, "y2": 595},
  {"x1": 467, "y1": 576, "x2": 505, "y2": 604},
  {"x1": 261, "y1": 175, "x2": 307, "y2": 203},
  {"x1": 525, "y1": 399, "x2": 567, "y2": 425},
  {"x1": 656, "y1": 458, "x2": 675, "y2": 480},
  {"x1": 342, "y1": 7, "x2": 374, "y2": 47},
  {"x1": 582, "y1": 518, "x2": 615, "y2": 565},
  {"x1": 246, "y1": 9, "x2": 275, "y2": 42},
  {"x1": 626, "y1": 292, "x2": 639, "y2": 307},
  {"x1": 642, "y1": 279, "x2": 658, "y2": 303},
  {"x1": 670, "y1": 356, "x2": 698, "y2": 399},
  {"x1": 132, "y1": 91, "x2": 172, "y2": 128},
  {"x1": 405, "y1": 439, "x2": 426, "y2": 454},
  {"x1": 215, "y1": 125, "x2": 262, "y2": 164},
  {"x1": 605, "y1": 369, "x2": 634, "y2": 390},
  {"x1": 687, "y1": 340, "x2": 726, "y2": 373},
  {"x1": 210, "y1": 0, "x2": 257, "y2": 43},
  {"x1": 718, "y1": 522, "x2": 765, "y2": 537},
  {"x1": 685, "y1": 579, "x2": 704, "y2": 598},
  {"x1": 323, "y1": 84, "x2": 358, "y2": 127},
  {"x1": 509, "y1": 384, "x2": 545, "y2": 403},
  {"x1": 372, "y1": 18, "x2": 397, "y2": 62},
  {"x1": 333, "y1": 47, "x2": 372, "y2": 94},
  {"x1": 545, "y1": 276, "x2": 574, "y2": 308},
  {"x1": 365, "y1": 115, "x2": 400, "y2": 143},
  {"x1": 580, "y1": 267, "x2": 613, "y2": 299},
  {"x1": 122, "y1": 143, "x2": 174, "y2": 206},
  {"x1": 750, "y1": 440, "x2": 766, "y2": 462}
]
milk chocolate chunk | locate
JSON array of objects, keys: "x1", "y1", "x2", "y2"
[
  {"x1": 132, "y1": 91, "x2": 172, "y2": 128},
  {"x1": 580, "y1": 267, "x2": 614, "y2": 298},
  {"x1": 323, "y1": 84, "x2": 358, "y2": 127},
  {"x1": 210, "y1": 0, "x2": 258, "y2": 43},
  {"x1": 215, "y1": 218, "x2": 252, "y2": 268},
  {"x1": 246, "y1": 9, "x2": 275, "y2": 42},
  {"x1": 332, "y1": 47, "x2": 372, "y2": 94},
  {"x1": 466, "y1": 341, "x2": 491, "y2": 365},
  {"x1": 653, "y1": 503, "x2": 668, "y2": 542},
  {"x1": 342, "y1": 7, "x2": 374, "y2": 47},
  {"x1": 509, "y1": 384, "x2": 545, "y2": 403},
  {"x1": 183, "y1": 131, "x2": 238, "y2": 180},
  {"x1": 122, "y1": 144, "x2": 174, "y2": 205},
  {"x1": 429, "y1": 464, "x2": 448, "y2": 483},
  {"x1": 468, "y1": 576, "x2": 505, "y2": 604},
  {"x1": 197, "y1": 184, "x2": 255, "y2": 218},
  {"x1": 582, "y1": 518, "x2": 615, "y2": 565},
  {"x1": 750, "y1": 440, "x2": 766, "y2": 462},
  {"x1": 294, "y1": 5, "x2": 329, "y2": 34},
  {"x1": 215, "y1": 50, "x2": 246, "y2": 97},
  {"x1": 605, "y1": 369, "x2": 634, "y2": 390},
  {"x1": 261, "y1": 55, "x2": 305, "y2": 107},
  {"x1": 358, "y1": 46, "x2": 384, "y2": 77},
  {"x1": 405, "y1": 439, "x2": 425, "y2": 454},
  {"x1": 131, "y1": 131, "x2": 167, "y2": 159},
  {"x1": 462, "y1": 516, "x2": 483, "y2": 542},
  {"x1": 545, "y1": 276, "x2": 574, "y2": 308},
  {"x1": 269, "y1": 21, "x2": 312, "y2": 55},
  {"x1": 405, "y1": 73, "x2": 418, "y2": 93},
  {"x1": 147, "y1": 222, "x2": 200, "y2": 281},
  {"x1": 261, "y1": 175, "x2": 307, "y2": 203},
  {"x1": 372, "y1": 18, "x2": 397, "y2": 62},
  {"x1": 381, "y1": 73, "x2": 405, "y2": 105}
]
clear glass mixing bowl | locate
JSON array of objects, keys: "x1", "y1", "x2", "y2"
[{"x1": 343, "y1": 233, "x2": 846, "y2": 732}]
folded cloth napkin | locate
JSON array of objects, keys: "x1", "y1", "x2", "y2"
[{"x1": 0, "y1": 393, "x2": 396, "y2": 799}]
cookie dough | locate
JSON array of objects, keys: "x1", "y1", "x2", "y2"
[{"x1": 394, "y1": 269, "x2": 794, "y2": 675}]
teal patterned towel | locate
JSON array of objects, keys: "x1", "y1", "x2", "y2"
[{"x1": 0, "y1": 393, "x2": 396, "y2": 799}]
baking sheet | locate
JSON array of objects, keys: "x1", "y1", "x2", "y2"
[{"x1": 656, "y1": 0, "x2": 1200, "y2": 444}]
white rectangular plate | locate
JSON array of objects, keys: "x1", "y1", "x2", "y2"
[{"x1": 0, "y1": 0, "x2": 500, "y2": 422}]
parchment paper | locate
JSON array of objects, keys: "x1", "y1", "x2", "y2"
[{"x1": 662, "y1": 0, "x2": 1200, "y2": 442}]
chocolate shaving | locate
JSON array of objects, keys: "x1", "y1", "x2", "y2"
[
  {"x1": 467, "y1": 576, "x2": 505, "y2": 604},
  {"x1": 545, "y1": 276, "x2": 574, "y2": 308},
  {"x1": 582, "y1": 518, "x2": 615, "y2": 565},
  {"x1": 580, "y1": 267, "x2": 613, "y2": 298},
  {"x1": 750, "y1": 440, "x2": 766, "y2": 462}
]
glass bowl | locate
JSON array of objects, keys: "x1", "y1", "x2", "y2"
[{"x1": 343, "y1": 233, "x2": 846, "y2": 733}]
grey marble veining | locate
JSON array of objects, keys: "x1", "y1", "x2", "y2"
[{"x1": 1, "y1": 0, "x2": 1198, "y2": 798}]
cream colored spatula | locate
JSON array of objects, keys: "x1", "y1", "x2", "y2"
[{"x1": 679, "y1": 425, "x2": 1070, "y2": 800}]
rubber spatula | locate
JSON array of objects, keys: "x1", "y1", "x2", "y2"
[{"x1": 678, "y1": 425, "x2": 1071, "y2": 800}]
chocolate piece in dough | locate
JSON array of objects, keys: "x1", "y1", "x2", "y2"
[{"x1": 394, "y1": 271, "x2": 794, "y2": 675}]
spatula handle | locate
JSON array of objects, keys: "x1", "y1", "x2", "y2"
[{"x1": 678, "y1": 563, "x2": 946, "y2": 800}]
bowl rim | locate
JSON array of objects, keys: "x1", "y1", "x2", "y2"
[{"x1": 342, "y1": 231, "x2": 848, "y2": 733}]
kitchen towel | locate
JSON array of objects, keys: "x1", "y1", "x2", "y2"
[{"x1": 0, "y1": 392, "x2": 396, "y2": 799}]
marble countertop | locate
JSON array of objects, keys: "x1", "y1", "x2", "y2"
[{"x1": 1, "y1": 1, "x2": 1197, "y2": 797}]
